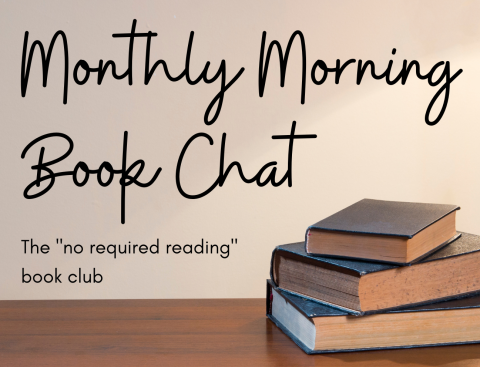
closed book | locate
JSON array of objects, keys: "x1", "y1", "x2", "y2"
[
  {"x1": 270, "y1": 232, "x2": 480, "y2": 315},
  {"x1": 306, "y1": 199, "x2": 460, "y2": 264},
  {"x1": 267, "y1": 280, "x2": 480, "y2": 354}
]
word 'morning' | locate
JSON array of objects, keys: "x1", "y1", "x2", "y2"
[{"x1": 259, "y1": 31, "x2": 463, "y2": 125}]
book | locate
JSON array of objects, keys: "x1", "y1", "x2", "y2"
[
  {"x1": 267, "y1": 280, "x2": 480, "y2": 354},
  {"x1": 269, "y1": 232, "x2": 480, "y2": 315},
  {"x1": 306, "y1": 199, "x2": 460, "y2": 264}
]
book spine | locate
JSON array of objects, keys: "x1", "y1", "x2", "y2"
[
  {"x1": 266, "y1": 279, "x2": 273, "y2": 316},
  {"x1": 304, "y1": 226, "x2": 311, "y2": 253},
  {"x1": 269, "y1": 247, "x2": 278, "y2": 287}
]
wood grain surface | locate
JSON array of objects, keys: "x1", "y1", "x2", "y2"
[{"x1": 1, "y1": 298, "x2": 480, "y2": 367}]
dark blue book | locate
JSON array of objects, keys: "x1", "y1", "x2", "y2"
[{"x1": 267, "y1": 280, "x2": 480, "y2": 354}]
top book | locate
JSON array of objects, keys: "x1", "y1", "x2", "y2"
[{"x1": 305, "y1": 199, "x2": 460, "y2": 264}]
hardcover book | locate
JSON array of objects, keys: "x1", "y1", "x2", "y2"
[
  {"x1": 267, "y1": 280, "x2": 480, "y2": 354},
  {"x1": 270, "y1": 232, "x2": 480, "y2": 315},
  {"x1": 306, "y1": 199, "x2": 460, "y2": 264}
]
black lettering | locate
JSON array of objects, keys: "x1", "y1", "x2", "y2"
[
  {"x1": 220, "y1": 244, "x2": 230, "y2": 259},
  {"x1": 107, "y1": 245, "x2": 117, "y2": 258},
  {"x1": 73, "y1": 60, "x2": 90, "y2": 85},
  {"x1": 311, "y1": 60, "x2": 329, "y2": 85},
  {"x1": 94, "y1": 269, "x2": 103, "y2": 283},
  {"x1": 258, "y1": 31, "x2": 307, "y2": 104},
  {"x1": 21, "y1": 30, "x2": 69, "y2": 103},
  {"x1": 55, "y1": 268, "x2": 62, "y2": 283},
  {"x1": 21, "y1": 131, "x2": 161, "y2": 223},
  {"x1": 44, "y1": 274, "x2": 53, "y2": 283},
  {"x1": 151, "y1": 239, "x2": 159, "y2": 254},
  {"x1": 176, "y1": 122, "x2": 316, "y2": 198},
  {"x1": 22, "y1": 268, "x2": 31, "y2": 283}
]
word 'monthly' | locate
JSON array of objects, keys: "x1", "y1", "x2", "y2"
[{"x1": 20, "y1": 19, "x2": 244, "y2": 125}]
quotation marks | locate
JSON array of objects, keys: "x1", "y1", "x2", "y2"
[
  {"x1": 231, "y1": 238, "x2": 237, "y2": 244},
  {"x1": 56, "y1": 238, "x2": 62, "y2": 245}
]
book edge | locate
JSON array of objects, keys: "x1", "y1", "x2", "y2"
[
  {"x1": 303, "y1": 232, "x2": 463, "y2": 266},
  {"x1": 268, "y1": 313, "x2": 480, "y2": 354},
  {"x1": 273, "y1": 280, "x2": 480, "y2": 316},
  {"x1": 267, "y1": 283, "x2": 480, "y2": 354}
]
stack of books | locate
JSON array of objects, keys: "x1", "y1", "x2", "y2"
[{"x1": 267, "y1": 199, "x2": 480, "y2": 353}]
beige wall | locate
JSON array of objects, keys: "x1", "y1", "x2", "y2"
[{"x1": 1, "y1": 0, "x2": 480, "y2": 300}]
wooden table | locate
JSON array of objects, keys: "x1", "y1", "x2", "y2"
[{"x1": 1, "y1": 298, "x2": 480, "y2": 366}]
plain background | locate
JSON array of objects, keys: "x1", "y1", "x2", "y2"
[{"x1": 1, "y1": 0, "x2": 480, "y2": 300}]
